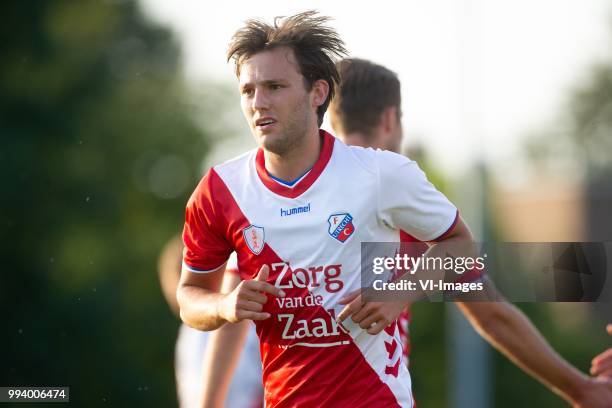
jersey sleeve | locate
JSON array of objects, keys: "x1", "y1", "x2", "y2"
[
  {"x1": 377, "y1": 150, "x2": 458, "y2": 242},
  {"x1": 182, "y1": 169, "x2": 233, "y2": 273}
]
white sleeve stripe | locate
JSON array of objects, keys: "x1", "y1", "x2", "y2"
[{"x1": 181, "y1": 261, "x2": 225, "y2": 274}]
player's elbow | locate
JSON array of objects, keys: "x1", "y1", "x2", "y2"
[
  {"x1": 175, "y1": 284, "x2": 198, "y2": 327},
  {"x1": 178, "y1": 307, "x2": 205, "y2": 331},
  {"x1": 178, "y1": 306, "x2": 189, "y2": 326},
  {"x1": 175, "y1": 283, "x2": 187, "y2": 317},
  {"x1": 176, "y1": 283, "x2": 224, "y2": 332},
  {"x1": 176, "y1": 290, "x2": 191, "y2": 326},
  {"x1": 177, "y1": 302, "x2": 215, "y2": 332}
]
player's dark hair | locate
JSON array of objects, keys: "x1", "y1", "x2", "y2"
[
  {"x1": 330, "y1": 58, "x2": 402, "y2": 140},
  {"x1": 227, "y1": 10, "x2": 347, "y2": 127}
]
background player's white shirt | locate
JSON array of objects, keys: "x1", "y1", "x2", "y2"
[
  {"x1": 183, "y1": 130, "x2": 457, "y2": 408},
  {"x1": 175, "y1": 253, "x2": 262, "y2": 408}
]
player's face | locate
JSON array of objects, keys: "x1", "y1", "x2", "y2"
[{"x1": 239, "y1": 47, "x2": 317, "y2": 155}]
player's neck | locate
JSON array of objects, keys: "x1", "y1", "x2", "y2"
[
  {"x1": 264, "y1": 127, "x2": 322, "y2": 182},
  {"x1": 342, "y1": 132, "x2": 382, "y2": 150}
]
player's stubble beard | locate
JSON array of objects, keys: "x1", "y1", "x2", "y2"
[{"x1": 261, "y1": 96, "x2": 312, "y2": 157}]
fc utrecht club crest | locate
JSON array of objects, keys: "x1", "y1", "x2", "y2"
[
  {"x1": 244, "y1": 225, "x2": 265, "y2": 255},
  {"x1": 328, "y1": 213, "x2": 355, "y2": 243}
]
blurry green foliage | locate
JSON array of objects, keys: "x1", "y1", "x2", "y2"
[
  {"x1": 525, "y1": 39, "x2": 612, "y2": 176},
  {"x1": 0, "y1": 0, "x2": 214, "y2": 406},
  {"x1": 409, "y1": 302, "x2": 448, "y2": 408},
  {"x1": 517, "y1": 20, "x2": 612, "y2": 405},
  {"x1": 567, "y1": 63, "x2": 612, "y2": 173}
]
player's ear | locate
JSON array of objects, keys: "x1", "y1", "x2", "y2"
[
  {"x1": 311, "y1": 79, "x2": 329, "y2": 108},
  {"x1": 380, "y1": 106, "x2": 399, "y2": 134}
]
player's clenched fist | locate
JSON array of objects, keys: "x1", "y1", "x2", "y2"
[{"x1": 218, "y1": 264, "x2": 285, "y2": 323}]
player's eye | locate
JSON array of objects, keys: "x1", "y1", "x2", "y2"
[
  {"x1": 241, "y1": 87, "x2": 253, "y2": 96},
  {"x1": 269, "y1": 84, "x2": 283, "y2": 90}
]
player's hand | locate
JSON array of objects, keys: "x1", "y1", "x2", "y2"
[
  {"x1": 336, "y1": 290, "x2": 406, "y2": 335},
  {"x1": 571, "y1": 376, "x2": 612, "y2": 408},
  {"x1": 590, "y1": 324, "x2": 612, "y2": 379},
  {"x1": 218, "y1": 264, "x2": 285, "y2": 323}
]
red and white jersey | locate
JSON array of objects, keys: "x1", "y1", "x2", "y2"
[{"x1": 182, "y1": 130, "x2": 457, "y2": 408}]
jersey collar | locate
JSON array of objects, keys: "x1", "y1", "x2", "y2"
[{"x1": 255, "y1": 129, "x2": 334, "y2": 198}]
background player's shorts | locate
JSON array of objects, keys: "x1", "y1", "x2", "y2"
[{"x1": 175, "y1": 323, "x2": 263, "y2": 408}]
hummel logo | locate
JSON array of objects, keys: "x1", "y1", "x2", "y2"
[{"x1": 280, "y1": 203, "x2": 311, "y2": 217}]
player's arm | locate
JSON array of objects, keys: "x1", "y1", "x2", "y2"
[
  {"x1": 177, "y1": 264, "x2": 285, "y2": 331},
  {"x1": 158, "y1": 235, "x2": 184, "y2": 316},
  {"x1": 457, "y1": 297, "x2": 612, "y2": 407},
  {"x1": 198, "y1": 272, "x2": 251, "y2": 408},
  {"x1": 177, "y1": 264, "x2": 228, "y2": 331}
]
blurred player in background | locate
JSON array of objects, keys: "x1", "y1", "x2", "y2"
[
  {"x1": 158, "y1": 236, "x2": 262, "y2": 408},
  {"x1": 329, "y1": 57, "x2": 612, "y2": 407}
]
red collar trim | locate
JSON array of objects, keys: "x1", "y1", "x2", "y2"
[{"x1": 255, "y1": 129, "x2": 334, "y2": 198}]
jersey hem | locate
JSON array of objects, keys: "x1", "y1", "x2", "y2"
[
  {"x1": 430, "y1": 209, "x2": 460, "y2": 242},
  {"x1": 181, "y1": 260, "x2": 225, "y2": 274}
]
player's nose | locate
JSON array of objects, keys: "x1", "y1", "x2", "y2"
[{"x1": 252, "y1": 88, "x2": 270, "y2": 111}]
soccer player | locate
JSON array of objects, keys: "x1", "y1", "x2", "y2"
[
  {"x1": 329, "y1": 57, "x2": 612, "y2": 407},
  {"x1": 178, "y1": 11, "x2": 462, "y2": 407}
]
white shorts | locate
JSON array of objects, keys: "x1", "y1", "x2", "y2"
[{"x1": 175, "y1": 323, "x2": 262, "y2": 408}]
